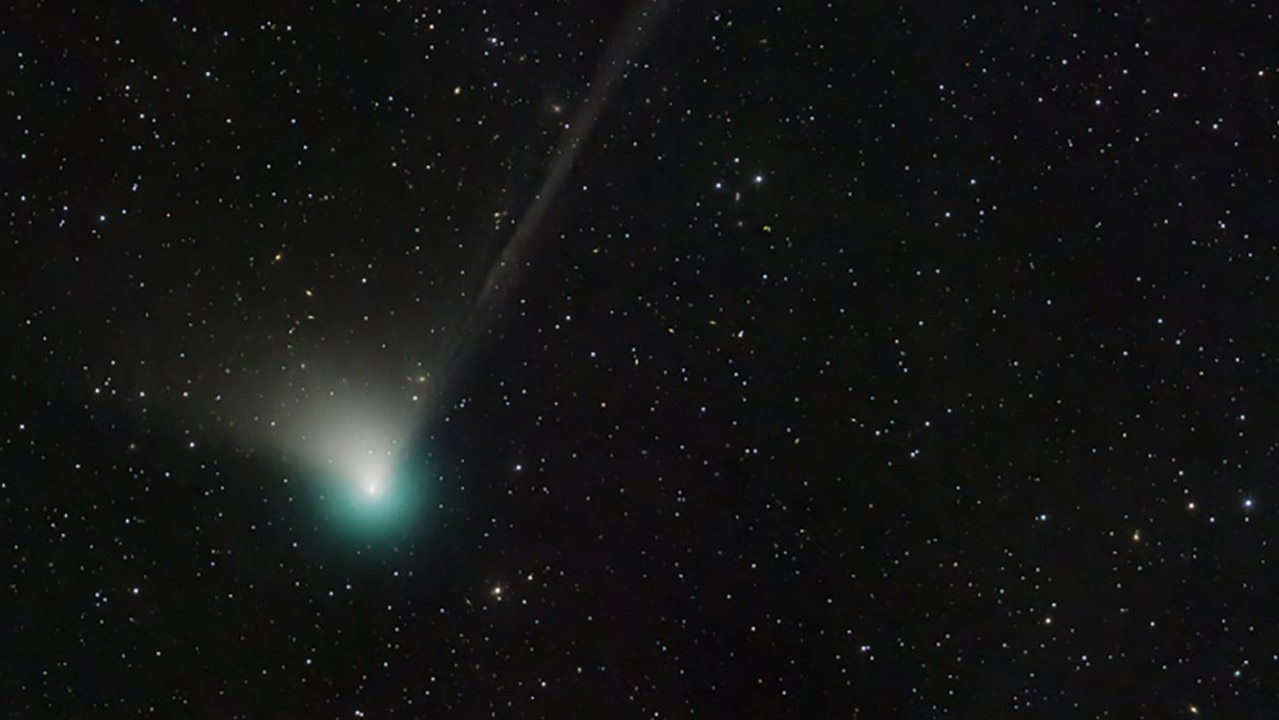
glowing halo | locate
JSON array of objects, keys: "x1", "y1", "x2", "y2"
[{"x1": 265, "y1": 387, "x2": 434, "y2": 544}]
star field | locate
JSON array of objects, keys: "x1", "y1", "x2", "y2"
[{"x1": 4, "y1": 1, "x2": 1279, "y2": 717}]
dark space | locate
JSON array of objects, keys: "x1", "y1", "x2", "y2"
[{"x1": 3, "y1": 1, "x2": 1277, "y2": 717}]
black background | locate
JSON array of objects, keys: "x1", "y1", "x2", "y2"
[{"x1": 3, "y1": 1, "x2": 1277, "y2": 716}]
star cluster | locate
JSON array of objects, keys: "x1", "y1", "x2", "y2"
[{"x1": 4, "y1": 1, "x2": 1279, "y2": 717}]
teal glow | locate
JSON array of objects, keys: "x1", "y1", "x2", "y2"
[
  {"x1": 261, "y1": 390, "x2": 442, "y2": 550},
  {"x1": 309, "y1": 446, "x2": 432, "y2": 544}
]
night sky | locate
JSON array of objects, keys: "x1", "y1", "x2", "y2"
[{"x1": 4, "y1": 1, "x2": 1279, "y2": 717}]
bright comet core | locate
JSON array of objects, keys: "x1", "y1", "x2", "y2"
[{"x1": 257, "y1": 385, "x2": 433, "y2": 543}]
